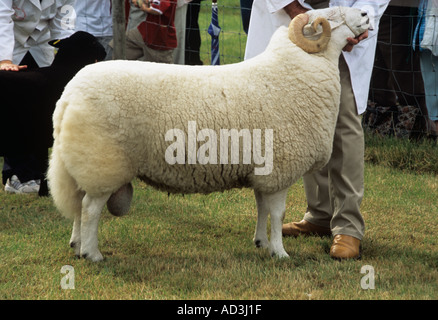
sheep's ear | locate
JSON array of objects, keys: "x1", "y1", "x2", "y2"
[{"x1": 49, "y1": 39, "x2": 63, "y2": 48}]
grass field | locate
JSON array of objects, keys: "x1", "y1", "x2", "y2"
[
  {"x1": 0, "y1": 155, "x2": 437, "y2": 300},
  {"x1": 198, "y1": 0, "x2": 248, "y2": 65}
]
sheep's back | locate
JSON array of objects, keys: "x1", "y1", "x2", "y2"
[{"x1": 55, "y1": 43, "x2": 341, "y2": 195}]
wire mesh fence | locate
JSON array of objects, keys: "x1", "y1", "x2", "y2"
[
  {"x1": 364, "y1": 5, "x2": 437, "y2": 140},
  {"x1": 112, "y1": 1, "x2": 436, "y2": 139},
  {"x1": 185, "y1": 0, "x2": 248, "y2": 65},
  {"x1": 188, "y1": 1, "x2": 437, "y2": 139}
]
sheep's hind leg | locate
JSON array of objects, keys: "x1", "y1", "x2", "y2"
[
  {"x1": 80, "y1": 193, "x2": 111, "y2": 262},
  {"x1": 253, "y1": 190, "x2": 269, "y2": 250},
  {"x1": 254, "y1": 189, "x2": 289, "y2": 258},
  {"x1": 268, "y1": 188, "x2": 289, "y2": 258}
]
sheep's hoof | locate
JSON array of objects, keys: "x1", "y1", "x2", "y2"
[
  {"x1": 254, "y1": 238, "x2": 269, "y2": 249},
  {"x1": 70, "y1": 241, "x2": 81, "y2": 256},
  {"x1": 270, "y1": 249, "x2": 290, "y2": 259},
  {"x1": 107, "y1": 183, "x2": 133, "y2": 217},
  {"x1": 81, "y1": 251, "x2": 104, "y2": 262}
]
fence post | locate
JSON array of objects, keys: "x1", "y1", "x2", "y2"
[{"x1": 112, "y1": 0, "x2": 126, "y2": 60}]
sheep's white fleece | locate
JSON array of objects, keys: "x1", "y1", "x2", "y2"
[
  {"x1": 51, "y1": 27, "x2": 339, "y2": 207},
  {"x1": 48, "y1": 7, "x2": 369, "y2": 261}
]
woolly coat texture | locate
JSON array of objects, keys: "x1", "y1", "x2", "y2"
[{"x1": 48, "y1": 25, "x2": 341, "y2": 220}]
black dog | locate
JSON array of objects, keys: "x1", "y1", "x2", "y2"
[{"x1": 0, "y1": 31, "x2": 106, "y2": 196}]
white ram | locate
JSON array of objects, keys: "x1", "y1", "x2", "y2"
[{"x1": 48, "y1": 7, "x2": 370, "y2": 262}]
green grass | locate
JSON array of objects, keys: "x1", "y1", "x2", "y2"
[
  {"x1": 0, "y1": 155, "x2": 437, "y2": 299},
  {"x1": 364, "y1": 132, "x2": 438, "y2": 174},
  {"x1": 198, "y1": 0, "x2": 248, "y2": 65}
]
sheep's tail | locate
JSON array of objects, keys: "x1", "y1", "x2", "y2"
[
  {"x1": 52, "y1": 97, "x2": 68, "y2": 140},
  {"x1": 48, "y1": 98, "x2": 84, "y2": 220},
  {"x1": 47, "y1": 145, "x2": 84, "y2": 220}
]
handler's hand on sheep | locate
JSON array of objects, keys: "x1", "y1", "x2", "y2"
[
  {"x1": 343, "y1": 30, "x2": 369, "y2": 52},
  {"x1": 284, "y1": 1, "x2": 309, "y2": 18},
  {"x1": 0, "y1": 60, "x2": 27, "y2": 71}
]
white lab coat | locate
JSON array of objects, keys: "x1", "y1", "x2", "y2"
[
  {"x1": 245, "y1": 0, "x2": 390, "y2": 114},
  {"x1": 74, "y1": 0, "x2": 113, "y2": 37},
  {"x1": 0, "y1": 0, "x2": 75, "y2": 67}
]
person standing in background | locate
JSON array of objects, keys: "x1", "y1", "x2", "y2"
[
  {"x1": 125, "y1": 0, "x2": 178, "y2": 63},
  {"x1": 74, "y1": 0, "x2": 113, "y2": 60},
  {"x1": 415, "y1": 0, "x2": 438, "y2": 132},
  {"x1": 245, "y1": 0, "x2": 389, "y2": 260},
  {"x1": 0, "y1": 0, "x2": 74, "y2": 194}
]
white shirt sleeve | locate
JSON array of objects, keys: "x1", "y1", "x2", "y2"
[
  {"x1": 266, "y1": 0, "x2": 313, "y2": 14},
  {"x1": 0, "y1": 0, "x2": 15, "y2": 61},
  {"x1": 337, "y1": 0, "x2": 391, "y2": 114}
]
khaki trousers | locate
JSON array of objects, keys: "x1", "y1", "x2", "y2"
[
  {"x1": 302, "y1": 56, "x2": 365, "y2": 240},
  {"x1": 125, "y1": 27, "x2": 174, "y2": 64}
]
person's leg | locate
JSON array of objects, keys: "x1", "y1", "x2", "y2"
[
  {"x1": 328, "y1": 57, "x2": 365, "y2": 241},
  {"x1": 173, "y1": 4, "x2": 188, "y2": 64},
  {"x1": 297, "y1": 56, "x2": 365, "y2": 237},
  {"x1": 3, "y1": 154, "x2": 40, "y2": 194},
  {"x1": 2, "y1": 52, "x2": 42, "y2": 192},
  {"x1": 240, "y1": 0, "x2": 254, "y2": 34},
  {"x1": 302, "y1": 167, "x2": 332, "y2": 229},
  {"x1": 185, "y1": 0, "x2": 203, "y2": 65},
  {"x1": 283, "y1": 57, "x2": 364, "y2": 259},
  {"x1": 420, "y1": 49, "x2": 438, "y2": 132},
  {"x1": 144, "y1": 46, "x2": 175, "y2": 64},
  {"x1": 125, "y1": 28, "x2": 147, "y2": 61}
]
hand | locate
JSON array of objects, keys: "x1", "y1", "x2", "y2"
[
  {"x1": 132, "y1": 0, "x2": 148, "y2": 10},
  {"x1": 283, "y1": 1, "x2": 309, "y2": 19},
  {"x1": 132, "y1": 0, "x2": 161, "y2": 15},
  {"x1": 343, "y1": 30, "x2": 368, "y2": 52},
  {"x1": 0, "y1": 60, "x2": 27, "y2": 71}
]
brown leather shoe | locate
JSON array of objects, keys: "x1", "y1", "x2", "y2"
[
  {"x1": 282, "y1": 220, "x2": 331, "y2": 237},
  {"x1": 330, "y1": 235, "x2": 361, "y2": 260}
]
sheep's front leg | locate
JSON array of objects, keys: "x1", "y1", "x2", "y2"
[
  {"x1": 254, "y1": 190, "x2": 269, "y2": 249},
  {"x1": 80, "y1": 193, "x2": 110, "y2": 262},
  {"x1": 254, "y1": 189, "x2": 289, "y2": 258},
  {"x1": 267, "y1": 188, "x2": 289, "y2": 258}
]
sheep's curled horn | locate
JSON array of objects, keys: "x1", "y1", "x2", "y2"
[{"x1": 289, "y1": 14, "x2": 331, "y2": 53}]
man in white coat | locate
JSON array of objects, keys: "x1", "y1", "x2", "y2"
[
  {"x1": 74, "y1": 0, "x2": 113, "y2": 61},
  {"x1": 0, "y1": 0, "x2": 74, "y2": 71},
  {"x1": 245, "y1": 0, "x2": 390, "y2": 259}
]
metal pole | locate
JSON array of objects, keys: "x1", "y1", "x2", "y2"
[{"x1": 112, "y1": 0, "x2": 126, "y2": 60}]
